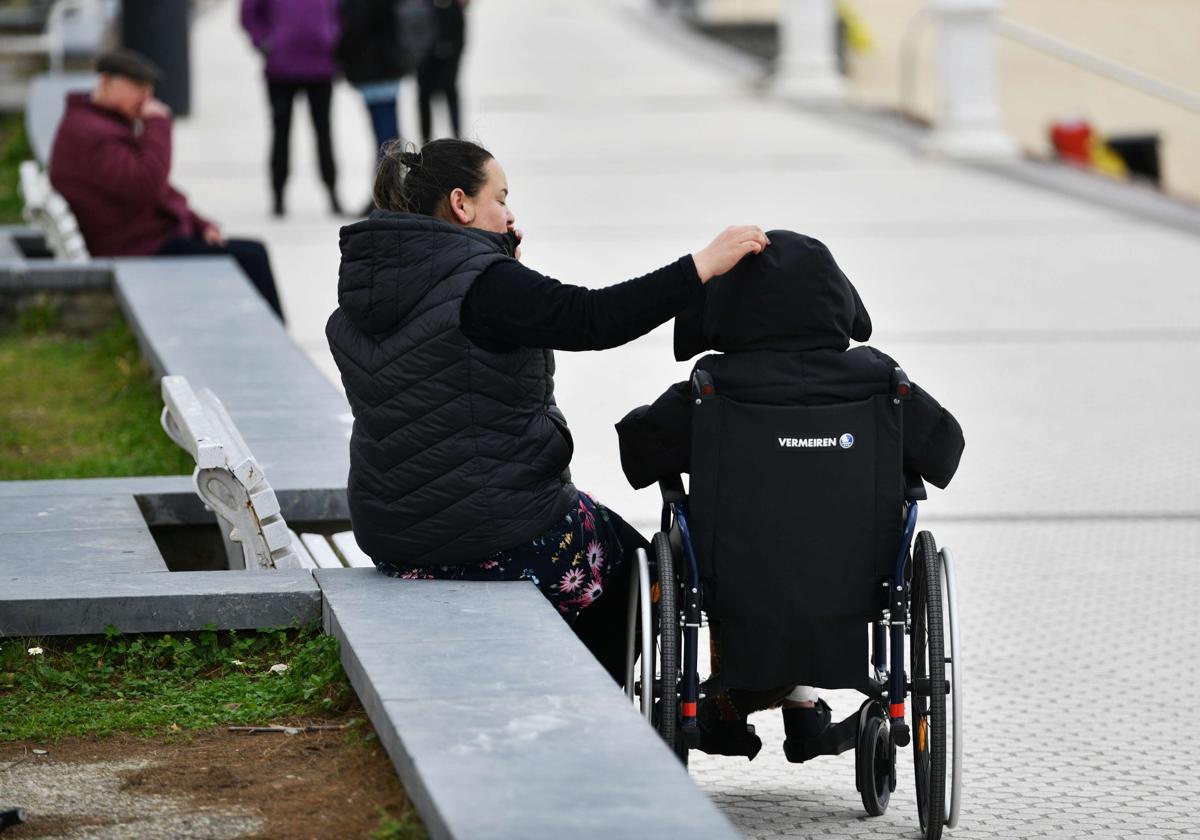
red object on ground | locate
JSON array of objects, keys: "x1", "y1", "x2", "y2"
[{"x1": 1050, "y1": 118, "x2": 1093, "y2": 164}]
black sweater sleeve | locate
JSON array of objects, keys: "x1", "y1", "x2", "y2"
[
  {"x1": 615, "y1": 380, "x2": 693, "y2": 489},
  {"x1": 459, "y1": 255, "x2": 702, "y2": 352}
]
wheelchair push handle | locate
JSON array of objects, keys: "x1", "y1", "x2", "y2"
[
  {"x1": 905, "y1": 473, "x2": 927, "y2": 502},
  {"x1": 890, "y1": 366, "x2": 913, "y2": 402},
  {"x1": 691, "y1": 369, "x2": 716, "y2": 399},
  {"x1": 658, "y1": 474, "x2": 686, "y2": 505},
  {"x1": 890, "y1": 366, "x2": 913, "y2": 401}
]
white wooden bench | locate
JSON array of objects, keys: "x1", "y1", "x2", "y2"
[
  {"x1": 159, "y1": 375, "x2": 373, "y2": 572},
  {"x1": 19, "y1": 160, "x2": 89, "y2": 262}
]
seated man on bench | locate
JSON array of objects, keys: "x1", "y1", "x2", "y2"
[{"x1": 47, "y1": 48, "x2": 285, "y2": 321}]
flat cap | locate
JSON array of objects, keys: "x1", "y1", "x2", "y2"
[{"x1": 95, "y1": 48, "x2": 163, "y2": 84}]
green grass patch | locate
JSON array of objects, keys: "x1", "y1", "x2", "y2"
[
  {"x1": 0, "y1": 113, "x2": 32, "y2": 224},
  {"x1": 372, "y1": 808, "x2": 429, "y2": 840},
  {"x1": 0, "y1": 624, "x2": 355, "y2": 741},
  {"x1": 0, "y1": 311, "x2": 194, "y2": 479}
]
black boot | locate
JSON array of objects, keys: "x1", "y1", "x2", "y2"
[
  {"x1": 782, "y1": 698, "x2": 832, "y2": 763},
  {"x1": 697, "y1": 693, "x2": 761, "y2": 761}
]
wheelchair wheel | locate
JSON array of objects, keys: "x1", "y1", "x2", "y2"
[
  {"x1": 651, "y1": 532, "x2": 682, "y2": 758},
  {"x1": 911, "y1": 530, "x2": 947, "y2": 840},
  {"x1": 856, "y1": 704, "x2": 893, "y2": 816}
]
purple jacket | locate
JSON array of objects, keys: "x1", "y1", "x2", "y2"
[{"x1": 241, "y1": 0, "x2": 340, "y2": 80}]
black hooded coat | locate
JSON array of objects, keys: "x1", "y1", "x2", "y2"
[
  {"x1": 616, "y1": 232, "x2": 964, "y2": 492},
  {"x1": 616, "y1": 231, "x2": 964, "y2": 689}
]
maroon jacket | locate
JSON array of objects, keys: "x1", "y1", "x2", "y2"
[{"x1": 48, "y1": 93, "x2": 211, "y2": 257}]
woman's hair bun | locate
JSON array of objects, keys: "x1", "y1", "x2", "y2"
[{"x1": 372, "y1": 138, "x2": 494, "y2": 217}]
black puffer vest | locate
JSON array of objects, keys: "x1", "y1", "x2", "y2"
[{"x1": 326, "y1": 213, "x2": 577, "y2": 567}]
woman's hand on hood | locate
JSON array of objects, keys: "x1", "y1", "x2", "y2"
[{"x1": 692, "y1": 225, "x2": 770, "y2": 283}]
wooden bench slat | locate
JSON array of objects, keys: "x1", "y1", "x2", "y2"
[
  {"x1": 299, "y1": 533, "x2": 344, "y2": 569},
  {"x1": 331, "y1": 532, "x2": 374, "y2": 568}
]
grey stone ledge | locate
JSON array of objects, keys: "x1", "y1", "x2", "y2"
[
  {"x1": 315, "y1": 570, "x2": 739, "y2": 840},
  {"x1": 0, "y1": 569, "x2": 321, "y2": 637}
]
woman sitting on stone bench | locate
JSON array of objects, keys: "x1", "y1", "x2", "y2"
[{"x1": 325, "y1": 138, "x2": 768, "y2": 681}]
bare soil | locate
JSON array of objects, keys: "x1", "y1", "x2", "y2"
[{"x1": 1, "y1": 717, "x2": 418, "y2": 839}]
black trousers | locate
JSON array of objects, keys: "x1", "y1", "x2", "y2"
[
  {"x1": 416, "y1": 54, "x2": 462, "y2": 142},
  {"x1": 157, "y1": 236, "x2": 284, "y2": 322},
  {"x1": 266, "y1": 79, "x2": 337, "y2": 198}
]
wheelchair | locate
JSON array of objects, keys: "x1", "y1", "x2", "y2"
[{"x1": 624, "y1": 368, "x2": 962, "y2": 840}]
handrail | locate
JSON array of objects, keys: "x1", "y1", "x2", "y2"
[
  {"x1": 899, "y1": 8, "x2": 1200, "y2": 119},
  {"x1": 993, "y1": 17, "x2": 1200, "y2": 116}
]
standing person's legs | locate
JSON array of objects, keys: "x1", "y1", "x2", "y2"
[
  {"x1": 443, "y1": 54, "x2": 463, "y2": 138},
  {"x1": 364, "y1": 98, "x2": 399, "y2": 157},
  {"x1": 156, "y1": 236, "x2": 285, "y2": 323},
  {"x1": 304, "y1": 80, "x2": 340, "y2": 214},
  {"x1": 417, "y1": 58, "x2": 462, "y2": 141},
  {"x1": 266, "y1": 80, "x2": 298, "y2": 216},
  {"x1": 358, "y1": 81, "x2": 401, "y2": 157},
  {"x1": 415, "y1": 64, "x2": 434, "y2": 143},
  {"x1": 357, "y1": 82, "x2": 401, "y2": 214}
]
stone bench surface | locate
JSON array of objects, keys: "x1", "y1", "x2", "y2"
[
  {"x1": 0, "y1": 570, "x2": 321, "y2": 637},
  {"x1": 317, "y1": 570, "x2": 739, "y2": 840},
  {"x1": 0, "y1": 494, "x2": 166, "y2": 577},
  {"x1": 112, "y1": 257, "x2": 352, "y2": 494}
]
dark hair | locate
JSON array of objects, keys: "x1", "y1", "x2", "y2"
[{"x1": 372, "y1": 138, "x2": 494, "y2": 221}]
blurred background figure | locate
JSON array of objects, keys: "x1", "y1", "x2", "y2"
[
  {"x1": 49, "y1": 49, "x2": 284, "y2": 321},
  {"x1": 339, "y1": 0, "x2": 435, "y2": 213},
  {"x1": 240, "y1": 0, "x2": 343, "y2": 217},
  {"x1": 417, "y1": 0, "x2": 468, "y2": 142}
]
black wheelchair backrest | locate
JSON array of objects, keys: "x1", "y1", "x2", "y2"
[{"x1": 687, "y1": 393, "x2": 905, "y2": 690}]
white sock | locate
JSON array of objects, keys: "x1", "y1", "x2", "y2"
[{"x1": 785, "y1": 685, "x2": 819, "y2": 704}]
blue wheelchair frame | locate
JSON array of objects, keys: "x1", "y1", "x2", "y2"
[{"x1": 663, "y1": 493, "x2": 920, "y2": 748}]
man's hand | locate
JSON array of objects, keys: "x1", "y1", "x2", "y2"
[
  {"x1": 202, "y1": 224, "x2": 226, "y2": 246},
  {"x1": 512, "y1": 227, "x2": 523, "y2": 261},
  {"x1": 141, "y1": 98, "x2": 172, "y2": 120},
  {"x1": 691, "y1": 225, "x2": 770, "y2": 283}
]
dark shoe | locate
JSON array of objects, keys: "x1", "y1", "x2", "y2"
[
  {"x1": 272, "y1": 194, "x2": 285, "y2": 218},
  {"x1": 328, "y1": 190, "x2": 344, "y2": 217},
  {"x1": 782, "y1": 698, "x2": 832, "y2": 763},
  {"x1": 698, "y1": 718, "x2": 761, "y2": 760}
]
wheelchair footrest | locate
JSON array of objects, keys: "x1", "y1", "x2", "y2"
[{"x1": 783, "y1": 713, "x2": 859, "y2": 764}]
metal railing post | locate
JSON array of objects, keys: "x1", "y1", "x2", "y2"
[
  {"x1": 924, "y1": 0, "x2": 1016, "y2": 159},
  {"x1": 772, "y1": 0, "x2": 844, "y2": 103}
]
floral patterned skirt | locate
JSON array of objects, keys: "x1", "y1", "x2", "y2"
[{"x1": 377, "y1": 491, "x2": 629, "y2": 623}]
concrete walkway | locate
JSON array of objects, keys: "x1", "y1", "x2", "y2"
[{"x1": 175, "y1": 1, "x2": 1200, "y2": 837}]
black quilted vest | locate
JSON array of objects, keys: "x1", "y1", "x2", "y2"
[{"x1": 326, "y1": 213, "x2": 576, "y2": 567}]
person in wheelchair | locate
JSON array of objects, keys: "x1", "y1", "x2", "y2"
[{"x1": 616, "y1": 231, "x2": 965, "y2": 760}]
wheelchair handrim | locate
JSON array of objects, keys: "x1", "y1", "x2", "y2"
[{"x1": 942, "y1": 546, "x2": 963, "y2": 829}]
